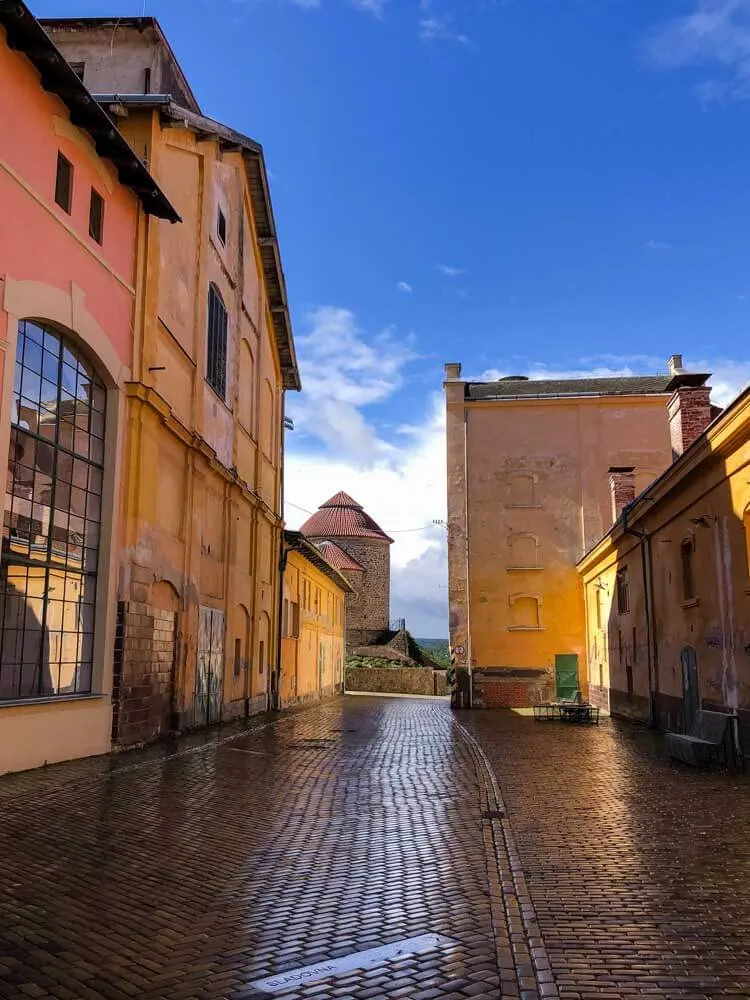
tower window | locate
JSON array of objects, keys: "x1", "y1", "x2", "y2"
[
  {"x1": 217, "y1": 207, "x2": 227, "y2": 246},
  {"x1": 206, "y1": 284, "x2": 228, "y2": 400}
]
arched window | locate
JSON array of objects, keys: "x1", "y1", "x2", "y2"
[
  {"x1": 206, "y1": 284, "x2": 228, "y2": 400},
  {"x1": 508, "y1": 532, "x2": 539, "y2": 568},
  {"x1": 1, "y1": 320, "x2": 106, "y2": 699}
]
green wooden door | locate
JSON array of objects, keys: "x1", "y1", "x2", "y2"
[{"x1": 555, "y1": 654, "x2": 579, "y2": 700}]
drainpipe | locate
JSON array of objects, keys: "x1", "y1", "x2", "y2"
[
  {"x1": 273, "y1": 393, "x2": 288, "y2": 712},
  {"x1": 622, "y1": 505, "x2": 657, "y2": 728}
]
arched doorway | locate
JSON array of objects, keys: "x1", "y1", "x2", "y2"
[{"x1": 0, "y1": 320, "x2": 105, "y2": 699}]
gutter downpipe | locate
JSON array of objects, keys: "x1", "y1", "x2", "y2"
[
  {"x1": 273, "y1": 393, "x2": 287, "y2": 712},
  {"x1": 622, "y1": 503, "x2": 657, "y2": 728},
  {"x1": 464, "y1": 409, "x2": 473, "y2": 709}
]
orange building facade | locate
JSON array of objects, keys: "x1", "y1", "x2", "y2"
[
  {"x1": 444, "y1": 359, "x2": 713, "y2": 708},
  {"x1": 0, "y1": 3, "x2": 177, "y2": 773}
]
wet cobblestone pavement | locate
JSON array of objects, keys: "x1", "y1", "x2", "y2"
[
  {"x1": 2, "y1": 698, "x2": 749, "y2": 1000},
  {"x1": 0, "y1": 699, "x2": 512, "y2": 1000},
  {"x1": 460, "y1": 709, "x2": 750, "y2": 1000}
]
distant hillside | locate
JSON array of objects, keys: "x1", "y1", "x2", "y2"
[{"x1": 415, "y1": 638, "x2": 450, "y2": 667}]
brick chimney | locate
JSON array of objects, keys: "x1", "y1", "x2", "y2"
[
  {"x1": 668, "y1": 386, "x2": 712, "y2": 458},
  {"x1": 609, "y1": 467, "x2": 636, "y2": 523}
]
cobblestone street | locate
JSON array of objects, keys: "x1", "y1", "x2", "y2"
[{"x1": 1, "y1": 698, "x2": 750, "y2": 1000}]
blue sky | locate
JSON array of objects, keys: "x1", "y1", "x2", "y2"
[{"x1": 34, "y1": 0, "x2": 750, "y2": 635}]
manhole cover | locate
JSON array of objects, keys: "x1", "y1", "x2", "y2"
[{"x1": 481, "y1": 808, "x2": 506, "y2": 820}]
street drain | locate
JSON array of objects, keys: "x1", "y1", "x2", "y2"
[
  {"x1": 481, "y1": 808, "x2": 506, "y2": 820},
  {"x1": 244, "y1": 933, "x2": 457, "y2": 994}
]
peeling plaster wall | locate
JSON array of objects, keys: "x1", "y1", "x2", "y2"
[{"x1": 446, "y1": 380, "x2": 674, "y2": 707}]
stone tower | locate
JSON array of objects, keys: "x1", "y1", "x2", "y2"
[{"x1": 300, "y1": 493, "x2": 393, "y2": 651}]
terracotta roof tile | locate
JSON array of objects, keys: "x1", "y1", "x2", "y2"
[
  {"x1": 314, "y1": 540, "x2": 365, "y2": 572},
  {"x1": 300, "y1": 493, "x2": 393, "y2": 543}
]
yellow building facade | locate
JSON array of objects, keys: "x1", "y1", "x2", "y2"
[
  {"x1": 45, "y1": 19, "x2": 300, "y2": 744},
  {"x1": 444, "y1": 359, "x2": 711, "y2": 708},
  {"x1": 579, "y1": 384, "x2": 750, "y2": 747},
  {"x1": 280, "y1": 532, "x2": 350, "y2": 707}
]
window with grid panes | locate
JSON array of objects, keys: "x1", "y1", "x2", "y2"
[
  {"x1": 206, "y1": 284, "x2": 228, "y2": 400},
  {"x1": 1, "y1": 321, "x2": 105, "y2": 699}
]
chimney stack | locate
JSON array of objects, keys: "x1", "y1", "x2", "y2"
[
  {"x1": 668, "y1": 386, "x2": 712, "y2": 458},
  {"x1": 668, "y1": 354, "x2": 685, "y2": 376},
  {"x1": 444, "y1": 362, "x2": 462, "y2": 380},
  {"x1": 609, "y1": 467, "x2": 636, "y2": 523}
]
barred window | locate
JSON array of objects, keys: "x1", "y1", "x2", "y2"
[
  {"x1": 1, "y1": 321, "x2": 105, "y2": 700},
  {"x1": 206, "y1": 284, "x2": 228, "y2": 400}
]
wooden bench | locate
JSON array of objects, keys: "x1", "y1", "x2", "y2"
[{"x1": 665, "y1": 710, "x2": 731, "y2": 767}]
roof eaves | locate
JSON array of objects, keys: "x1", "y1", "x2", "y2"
[
  {"x1": 284, "y1": 531, "x2": 354, "y2": 593},
  {"x1": 1, "y1": 2, "x2": 180, "y2": 223}
]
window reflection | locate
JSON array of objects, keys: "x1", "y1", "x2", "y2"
[{"x1": 0, "y1": 321, "x2": 105, "y2": 700}]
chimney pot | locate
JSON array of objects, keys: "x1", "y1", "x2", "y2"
[
  {"x1": 668, "y1": 354, "x2": 684, "y2": 375},
  {"x1": 609, "y1": 467, "x2": 636, "y2": 524}
]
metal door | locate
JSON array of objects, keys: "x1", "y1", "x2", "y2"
[
  {"x1": 195, "y1": 606, "x2": 225, "y2": 727},
  {"x1": 555, "y1": 654, "x2": 579, "y2": 700},
  {"x1": 680, "y1": 646, "x2": 700, "y2": 729}
]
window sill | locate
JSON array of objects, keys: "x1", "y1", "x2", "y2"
[
  {"x1": 681, "y1": 598, "x2": 700, "y2": 609},
  {"x1": 205, "y1": 378, "x2": 233, "y2": 413},
  {"x1": 507, "y1": 626, "x2": 545, "y2": 631},
  {"x1": 506, "y1": 565, "x2": 544, "y2": 572},
  {"x1": 0, "y1": 692, "x2": 105, "y2": 709}
]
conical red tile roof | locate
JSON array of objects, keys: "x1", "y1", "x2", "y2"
[
  {"x1": 314, "y1": 540, "x2": 366, "y2": 572},
  {"x1": 301, "y1": 493, "x2": 393, "y2": 543}
]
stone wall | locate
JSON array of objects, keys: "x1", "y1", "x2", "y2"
[
  {"x1": 112, "y1": 601, "x2": 177, "y2": 746},
  {"x1": 346, "y1": 667, "x2": 447, "y2": 697},
  {"x1": 337, "y1": 537, "x2": 390, "y2": 635}
]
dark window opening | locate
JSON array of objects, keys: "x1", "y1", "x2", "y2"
[
  {"x1": 626, "y1": 662, "x2": 634, "y2": 697},
  {"x1": 681, "y1": 539, "x2": 695, "y2": 600},
  {"x1": 259, "y1": 640, "x2": 265, "y2": 675},
  {"x1": 618, "y1": 629, "x2": 623, "y2": 665},
  {"x1": 632, "y1": 625, "x2": 637, "y2": 662},
  {"x1": 616, "y1": 567, "x2": 630, "y2": 614},
  {"x1": 88, "y1": 189, "x2": 104, "y2": 244},
  {"x1": 55, "y1": 152, "x2": 73, "y2": 214},
  {"x1": 217, "y1": 207, "x2": 227, "y2": 246},
  {"x1": 234, "y1": 637, "x2": 241, "y2": 678},
  {"x1": 206, "y1": 284, "x2": 228, "y2": 400},
  {"x1": 69, "y1": 62, "x2": 85, "y2": 82},
  {"x1": 143, "y1": 67, "x2": 152, "y2": 94}
]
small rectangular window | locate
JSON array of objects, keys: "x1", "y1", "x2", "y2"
[
  {"x1": 259, "y1": 640, "x2": 265, "y2": 675},
  {"x1": 681, "y1": 539, "x2": 695, "y2": 600},
  {"x1": 89, "y1": 189, "x2": 104, "y2": 244},
  {"x1": 234, "y1": 637, "x2": 242, "y2": 678},
  {"x1": 616, "y1": 567, "x2": 630, "y2": 614},
  {"x1": 217, "y1": 207, "x2": 227, "y2": 246},
  {"x1": 206, "y1": 284, "x2": 228, "y2": 400},
  {"x1": 55, "y1": 152, "x2": 73, "y2": 214},
  {"x1": 632, "y1": 626, "x2": 637, "y2": 663},
  {"x1": 291, "y1": 601, "x2": 300, "y2": 638},
  {"x1": 69, "y1": 61, "x2": 85, "y2": 82}
]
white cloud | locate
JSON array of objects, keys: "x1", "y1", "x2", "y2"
[
  {"x1": 350, "y1": 0, "x2": 386, "y2": 14},
  {"x1": 286, "y1": 305, "x2": 416, "y2": 459},
  {"x1": 647, "y1": 0, "x2": 750, "y2": 101},
  {"x1": 397, "y1": 281, "x2": 413, "y2": 293},
  {"x1": 419, "y1": 0, "x2": 470, "y2": 45},
  {"x1": 645, "y1": 239, "x2": 672, "y2": 251},
  {"x1": 286, "y1": 393, "x2": 448, "y2": 637},
  {"x1": 437, "y1": 263, "x2": 466, "y2": 277}
]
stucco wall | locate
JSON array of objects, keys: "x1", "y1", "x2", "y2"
[
  {"x1": 334, "y1": 537, "x2": 390, "y2": 634},
  {"x1": 345, "y1": 667, "x2": 448, "y2": 697},
  {"x1": 280, "y1": 549, "x2": 347, "y2": 707},
  {"x1": 579, "y1": 391, "x2": 750, "y2": 747},
  {"x1": 447, "y1": 372, "x2": 675, "y2": 704}
]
